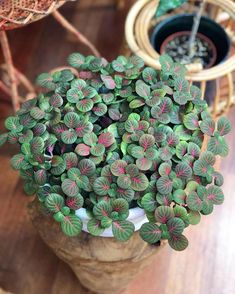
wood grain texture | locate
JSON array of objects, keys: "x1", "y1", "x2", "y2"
[
  {"x1": 0, "y1": 1, "x2": 235, "y2": 293},
  {"x1": 28, "y1": 201, "x2": 165, "y2": 294}
]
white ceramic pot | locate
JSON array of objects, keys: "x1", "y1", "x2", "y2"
[{"x1": 75, "y1": 207, "x2": 148, "y2": 237}]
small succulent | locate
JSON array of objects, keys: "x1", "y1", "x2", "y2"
[{"x1": 0, "y1": 53, "x2": 230, "y2": 251}]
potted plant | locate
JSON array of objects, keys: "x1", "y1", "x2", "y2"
[
  {"x1": 151, "y1": 0, "x2": 230, "y2": 69},
  {"x1": 0, "y1": 52, "x2": 231, "y2": 294},
  {"x1": 125, "y1": 0, "x2": 235, "y2": 116}
]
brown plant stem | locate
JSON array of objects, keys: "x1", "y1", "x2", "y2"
[
  {"x1": 0, "y1": 31, "x2": 20, "y2": 111},
  {"x1": 14, "y1": 68, "x2": 35, "y2": 95},
  {"x1": 188, "y1": 0, "x2": 206, "y2": 58},
  {"x1": 52, "y1": 10, "x2": 100, "y2": 57}
]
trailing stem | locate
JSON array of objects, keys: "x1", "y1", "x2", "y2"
[{"x1": 188, "y1": 0, "x2": 206, "y2": 58}]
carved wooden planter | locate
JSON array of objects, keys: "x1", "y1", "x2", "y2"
[{"x1": 28, "y1": 200, "x2": 165, "y2": 294}]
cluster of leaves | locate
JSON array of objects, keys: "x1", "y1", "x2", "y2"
[
  {"x1": 0, "y1": 53, "x2": 230, "y2": 251},
  {"x1": 156, "y1": 0, "x2": 187, "y2": 17}
]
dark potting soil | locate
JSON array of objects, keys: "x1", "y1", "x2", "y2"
[{"x1": 163, "y1": 34, "x2": 215, "y2": 68}]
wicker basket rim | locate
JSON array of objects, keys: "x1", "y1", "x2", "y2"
[{"x1": 125, "y1": 0, "x2": 235, "y2": 81}]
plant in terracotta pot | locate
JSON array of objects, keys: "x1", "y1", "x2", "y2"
[
  {"x1": 0, "y1": 53, "x2": 231, "y2": 293},
  {"x1": 152, "y1": 0, "x2": 230, "y2": 69}
]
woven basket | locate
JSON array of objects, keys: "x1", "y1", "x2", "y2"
[
  {"x1": 0, "y1": 0, "x2": 66, "y2": 30},
  {"x1": 125, "y1": 0, "x2": 235, "y2": 116}
]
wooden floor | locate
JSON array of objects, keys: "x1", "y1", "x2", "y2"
[{"x1": 0, "y1": 1, "x2": 235, "y2": 293}]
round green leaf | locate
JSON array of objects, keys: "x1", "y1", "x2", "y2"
[
  {"x1": 90, "y1": 144, "x2": 105, "y2": 157},
  {"x1": 159, "y1": 146, "x2": 173, "y2": 161},
  {"x1": 156, "y1": 176, "x2": 173, "y2": 195},
  {"x1": 31, "y1": 137, "x2": 44, "y2": 154},
  {"x1": 175, "y1": 162, "x2": 192, "y2": 178},
  {"x1": 173, "y1": 189, "x2": 186, "y2": 205},
  {"x1": 64, "y1": 112, "x2": 80, "y2": 128},
  {"x1": 75, "y1": 143, "x2": 90, "y2": 156},
  {"x1": 139, "y1": 223, "x2": 161, "y2": 244},
  {"x1": 66, "y1": 88, "x2": 82, "y2": 103},
  {"x1": 159, "y1": 162, "x2": 172, "y2": 177},
  {"x1": 155, "y1": 206, "x2": 174, "y2": 224},
  {"x1": 142, "y1": 67, "x2": 157, "y2": 84},
  {"x1": 136, "y1": 158, "x2": 152, "y2": 171},
  {"x1": 112, "y1": 220, "x2": 135, "y2": 242},
  {"x1": 62, "y1": 179, "x2": 79, "y2": 197},
  {"x1": 135, "y1": 80, "x2": 150, "y2": 99},
  {"x1": 116, "y1": 187, "x2": 135, "y2": 202},
  {"x1": 76, "y1": 98, "x2": 94, "y2": 112},
  {"x1": 19, "y1": 113, "x2": 36, "y2": 128},
  {"x1": 186, "y1": 191, "x2": 203, "y2": 211},
  {"x1": 173, "y1": 91, "x2": 189, "y2": 105},
  {"x1": 49, "y1": 93, "x2": 63, "y2": 107},
  {"x1": 34, "y1": 169, "x2": 47, "y2": 185},
  {"x1": 139, "y1": 134, "x2": 155, "y2": 149},
  {"x1": 167, "y1": 217, "x2": 185, "y2": 235},
  {"x1": 61, "y1": 215, "x2": 82, "y2": 237},
  {"x1": 98, "y1": 132, "x2": 115, "y2": 147},
  {"x1": 141, "y1": 193, "x2": 157, "y2": 212},
  {"x1": 168, "y1": 234, "x2": 188, "y2": 251},
  {"x1": 110, "y1": 160, "x2": 127, "y2": 176},
  {"x1": 63, "y1": 152, "x2": 78, "y2": 170},
  {"x1": 117, "y1": 174, "x2": 131, "y2": 189},
  {"x1": 36, "y1": 72, "x2": 55, "y2": 89},
  {"x1": 5, "y1": 116, "x2": 22, "y2": 132},
  {"x1": 183, "y1": 113, "x2": 199, "y2": 130},
  {"x1": 173, "y1": 205, "x2": 188, "y2": 221},
  {"x1": 66, "y1": 194, "x2": 84, "y2": 210},
  {"x1": 87, "y1": 219, "x2": 105, "y2": 236},
  {"x1": 93, "y1": 177, "x2": 110, "y2": 195},
  {"x1": 78, "y1": 159, "x2": 96, "y2": 176},
  {"x1": 187, "y1": 142, "x2": 200, "y2": 158},
  {"x1": 30, "y1": 107, "x2": 45, "y2": 120},
  {"x1": 174, "y1": 77, "x2": 189, "y2": 92},
  {"x1": 10, "y1": 154, "x2": 25, "y2": 170},
  {"x1": 125, "y1": 119, "x2": 138, "y2": 133},
  {"x1": 217, "y1": 117, "x2": 231, "y2": 136},
  {"x1": 68, "y1": 52, "x2": 85, "y2": 67},
  {"x1": 61, "y1": 130, "x2": 77, "y2": 144},
  {"x1": 112, "y1": 199, "x2": 129, "y2": 219},
  {"x1": 176, "y1": 141, "x2": 188, "y2": 159},
  {"x1": 129, "y1": 99, "x2": 145, "y2": 109},
  {"x1": 188, "y1": 210, "x2": 201, "y2": 225},
  {"x1": 93, "y1": 201, "x2": 112, "y2": 219},
  {"x1": 45, "y1": 193, "x2": 65, "y2": 213},
  {"x1": 130, "y1": 173, "x2": 149, "y2": 191},
  {"x1": 200, "y1": 119, "x2": 215, "y2": 136},
  {"x1": 112, "y1": 59, "x2": 125, "y2": 72},
  {"x1": 193, "y1": 159, "x2": 210, "y2": 176},
  {"x1": 93, "y1": 103, "x2": 107, "y2": 116},
  {"x1": 206, "y1": 185, "x2": 224, "y2": 205},
  {"x1": 190, "y1": 85, "x2": 201, "y2": 100},
  {"x1": 101, "y1": 75, "x2": 116, "y2": 89},
  {"x1": 54, "y1": 212, "x2": 65, "y2": 222}
]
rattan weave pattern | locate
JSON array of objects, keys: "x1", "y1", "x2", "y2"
[{"x1": 0, "y1": 0, "x2": 65, "y2": 30}]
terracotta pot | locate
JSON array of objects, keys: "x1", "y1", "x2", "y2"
[
  {"x1": 150, "y1": 14, "x2": 230, "y2": 67},
  {"x1": 159, "y1": 31, "x2": 217, "y2": 69},
  {"x1": 28, "y1": 200, "x2": 165, "y2": 294}
]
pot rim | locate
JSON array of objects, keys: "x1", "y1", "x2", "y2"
[
  {"x1": 159, "y1": 31, "x2": 217, "y2": 69},
  {"x1": 150, "y1": 13, "x2": 231, "y2": 67},
  {"x1": 75, "y1": 207, "x2": 148, "y2": 237}
]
